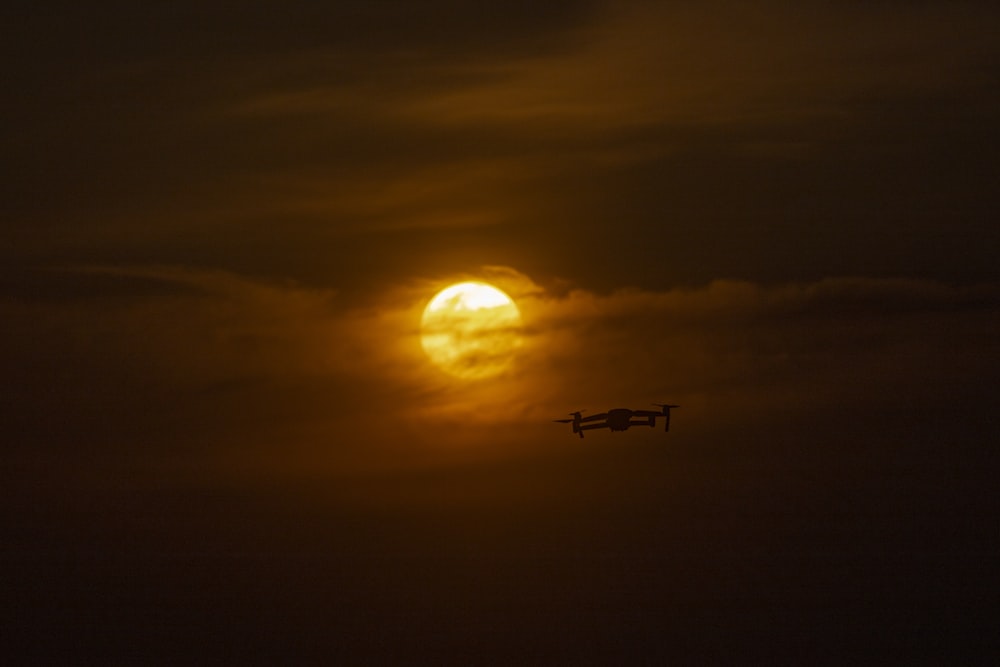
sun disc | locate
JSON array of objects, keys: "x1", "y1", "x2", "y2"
[{"x1": 421, "y1": 281, "x2": 522, "y2": 379}]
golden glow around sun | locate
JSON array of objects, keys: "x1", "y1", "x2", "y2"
[{"x1": 420, "y1": 281, "x2": 522, "y2": 379}]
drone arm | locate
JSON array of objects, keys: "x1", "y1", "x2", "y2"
[{"x1": 578, "y1": 423, "x2": 611, "y2": 432}]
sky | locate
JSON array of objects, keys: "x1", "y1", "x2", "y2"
[{"x1": 3, "y1": 1, "x2": 999, "y2": 663}]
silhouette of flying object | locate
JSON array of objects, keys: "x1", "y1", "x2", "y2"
[{"x1": 554, "y1": 404, "x2": 679, "y2": 438}]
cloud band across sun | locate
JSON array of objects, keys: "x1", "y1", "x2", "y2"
[{"x1": 3, "y1": 266, "x2": 997, "y2": 477}]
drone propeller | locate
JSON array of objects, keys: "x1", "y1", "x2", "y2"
[
  {"x1": 554, "y1": 410, "x2": 585, "y2": 423},
  {"x1": 651, "y1": 403, "x2": 679, "y2": 432},
  {"x1": 554, "y1": 411, "x2": 587, "y2": 437}
]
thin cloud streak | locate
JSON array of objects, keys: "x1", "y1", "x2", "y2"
[{"x1": 373, "y1": 2, "x2": 1000, "y2": 130}]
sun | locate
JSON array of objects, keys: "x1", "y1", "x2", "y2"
[{"x1": 420, "y1": 281, "x2": 522, "y2": 379}]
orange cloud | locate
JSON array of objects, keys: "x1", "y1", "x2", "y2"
[{"x1": 4, "y1": 267, "x2": 996, "y2": 484}]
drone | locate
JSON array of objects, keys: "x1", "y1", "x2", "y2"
[{"x1": 554, "y1": 404, "x2": 679, "y2": 438}]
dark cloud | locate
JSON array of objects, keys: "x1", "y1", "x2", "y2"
[{"x1": 4, "y1": 1, "x2": 998, "y2": 286}]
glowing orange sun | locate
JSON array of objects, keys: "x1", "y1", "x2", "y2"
[{"x1": 420, "y1": 281, "x2": 522, "y2": 379}]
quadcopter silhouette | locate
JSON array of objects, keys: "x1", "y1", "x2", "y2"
[{"x1": 554, "y1": 404, "x2": 679, "y2": 438}]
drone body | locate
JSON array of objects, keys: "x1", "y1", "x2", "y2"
[{"x1": 555, "y1": 404, "x2": 679, "y2": 438}]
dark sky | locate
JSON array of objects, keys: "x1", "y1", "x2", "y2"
[{"x1": 3, "y1": 2, "x2": 999, "y2": 663}]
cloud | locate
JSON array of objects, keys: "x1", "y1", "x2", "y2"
[
  {"x1": 4, "y1": 266, "x2": 995, "y2": 488},
  {"x1": 156, "y1": 0, "x2": 998, "y2": 280},
  {"x1": 518, "y1": 277, "x2": 1000, "y2": 413},
  {"x1": 394, "y1": 1, "x2": 1000, "y2": 131},
  {"x1": 5, "y1": 1, "x2": 997, "y2": 291}
]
